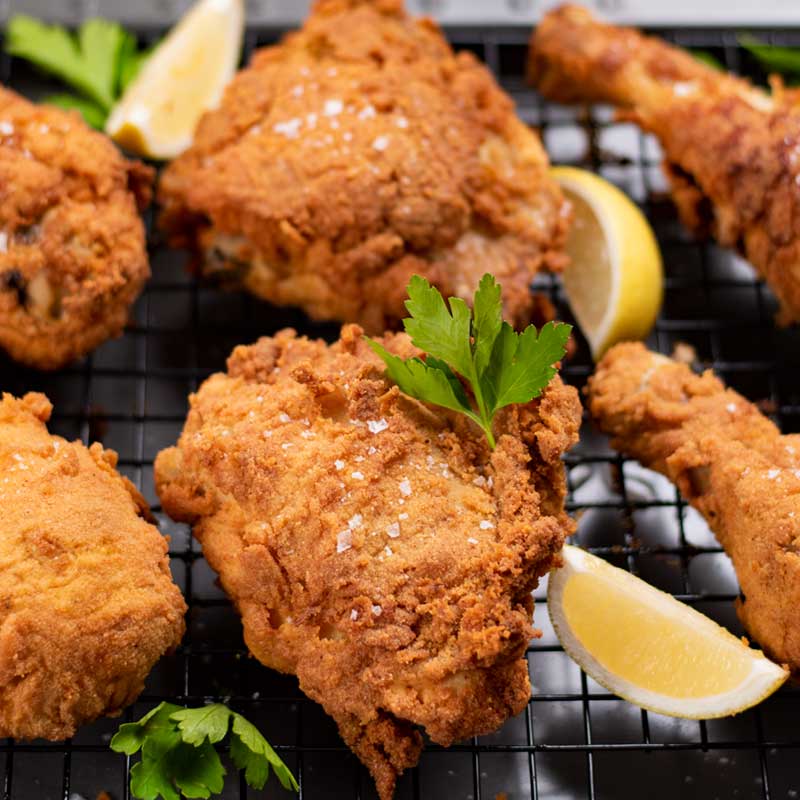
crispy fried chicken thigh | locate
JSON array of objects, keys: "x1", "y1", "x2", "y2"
[
  {"x1": 155, "y1": 324, "x2": 580, "y2": 798},
  {"x1": 0, "y1": 87, "x2": 152, "y2": 369},
  {"x1": 159, "y1": 0, "x2": 569, "y2": 332},
  {"x1": 0, "y1": 393, "x2": 186, "y2": 740},
  {"x1": 530, "y1": 4, "x2": 800, "y2": 324},
  {"x1": 588, "y1": 342, "x2": 800, "y2": 673}
]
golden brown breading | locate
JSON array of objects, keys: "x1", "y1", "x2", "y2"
[
  {"x1": 588, "y1": 342, "x2": 800, "y2": 672},
  {"x1": 154, "y1": 324, "x2": 580, "y2": 799},
  {"x1": 0, "y1": 393, "x2": 186, "y2": 740},
  {"x1": 0, "y1": 87, "x2": 152, "y2": 369},
  {"x1": 529, "y1": 4, "x2": 800, "y2": 324},
  {"x1": 159, "y1": 0, "x2": 569, "y2": 333}
]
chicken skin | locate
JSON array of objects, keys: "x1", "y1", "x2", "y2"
[
  {"x1": 0, "y1": 393, "x2": 186, "y2": 740},
  {"x1": 159, "y1": 0, "x2": 569, "y2": 333},
  {"x1": 530, "y1": 5, "x2": 800, "y2": 324},
  {"x1": 155, "y1": 324, "x2": 580, "y2": 799},
  {"x1": 0, "y1": 87, "x2": 152, "y2": 369},
  {"x1": 588, "y1": 343, "x2": 800, "y2": 673}
]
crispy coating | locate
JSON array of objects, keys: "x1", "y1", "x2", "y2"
[
  {"x1": 0, "y1": 393, "x2": 186, "y2": 740},
  {"x1": 155, "y1": 324, "x2": 581, "y2": 799},
  {"x1": 0, "y1": 87, "x2": 152, "y2": 369},
  {"x1": 529, "y1": 5, "x2": 800, "y2": 324},
  {"x1": 588, "y1": 342, "x2": 800, "y2": 672},
  {"x1": 159, "y1": 0, "x2": 569, "y2": 333}
]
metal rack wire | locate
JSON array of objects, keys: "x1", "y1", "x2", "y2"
[{"x1": 1, "y1": 15, "x2": 799, "y2": 800}]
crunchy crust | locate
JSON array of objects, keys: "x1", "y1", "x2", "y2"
[
  {"x1": 588, "y1": 342, "x2": 800, "y2": 673},
  {"x1": 0, "y1": 87, "x2": 152, "y2": 369},
  {"x1": 158, "y1": 0, "x2": 569, "y2": 333},
  {"x1": 0, "y1": 392, "x2": 186, "y2": 740},
  {"x1": 529, "y1": 4, "x2": 800, "y2": 325},
  {"x1": 154, "y1": 323, "x2": 581, "y2": 799}
]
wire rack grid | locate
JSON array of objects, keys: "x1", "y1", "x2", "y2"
[{"x1": 1, "y1": 14, "x2": 799, "y2": 800}]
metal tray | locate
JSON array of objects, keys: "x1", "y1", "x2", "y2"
[{"x1": 1, "y1": 11, "x2": 799, "y2": 800}]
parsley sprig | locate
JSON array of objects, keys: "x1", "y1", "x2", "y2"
[
  {"x1": 111, "y1": 701, "x2": 299, "y2": 800},
  {"x1": 368, "y1": 274, "x2": 571, "y2": 448},
  {"x1": 4, "y1": 15, "x2": 153, "y2": 129}
]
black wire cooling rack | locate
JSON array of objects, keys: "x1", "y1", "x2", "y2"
[{"x1": 2, "y1": 13, "x2": 800, "y2": 800}]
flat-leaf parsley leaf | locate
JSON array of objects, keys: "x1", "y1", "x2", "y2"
[
  {"x1": 367, "y1": 274, "x2": 571, "y2": 448},
  {"x1": 111, "y1": 701, "x2": 298, "y2": 800}
]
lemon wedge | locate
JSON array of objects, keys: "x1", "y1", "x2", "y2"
[
  {"x1": 548, "y1": 546, "x2": 788, "y2": 719},
  {"x1": 105, "y1": 0, "x2": 244, "y2": 159},
  {"x1": 551, "y1": 166, "x2": 663, "y2": 359}
]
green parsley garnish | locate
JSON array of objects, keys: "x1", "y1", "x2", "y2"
[
  {"x1": 110, "y1": 701, "x2": 299, "y2": 800},
  {"x1": 4, "y1": 15, "x2": 153, "y2": 129},
  {"x1": 367, "y1": 274, "x2": 571, "y2": 449},
  {"x1": 738, "y1": 34, "x2": 800, "y2": 80}
]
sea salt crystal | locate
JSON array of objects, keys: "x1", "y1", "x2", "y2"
[
  {"x1": 726, "y1": 403, "x2": 737, "y2": 413},
  {"x1": 354, "y1": 455, "x2": 365, "y2": 462},
  {"x1": 0, "y1": 232, "x2": 7, "y2": 253},
  {"x1": 281, "y1": 442, "x2": 293, "y2": 450},
  {"x1": 350, "y1": 609, "x2": 359, "y2": 621},
  {"x1": 472, "y1": 476, "x2": 486, "y2": 487},
  {"x1": 384, "y1": 546, "x2": 393, "y2": 557},
  {"x1": 468, "y1": 537, "x2": 479, "y2": 545},
  {"x1": 372, "y1": 605, "x2": 382, "y2": 616},
  {"x1": 398, "y1": 513, "x2": 408, "y2": 520},
  {"x1": 291, "y1": 84, "x2": 304, "y2": 97},
  {"x1": 768, "y1": 469, "x2": 781, "y2": 479},
  {"x1": 278, "y1": 412, "x2": 291, "y2": 422},
  {"x1": 335, "y1": 459, "x2": 345, "y2": 470},
  {"x1": 348, "y1": 514, "x2": 363, "y2": 530},
  {"x1": 358, "y1": 105, "x2": 376, "y2": 120},
  {"x1": 372, "y1": 135, "x2": 390, "y2": 151},
  {"x1": 367, "y1": 418, "x2": 389, "y2": 434},
  {"x1": 368, "y1": 446, "x2": 377, "y2": 455},
  {"x1": 301, "y1": 430, "x2": 314, "y2": 438},
  {"x1": 337, "y1": 530, "x2": 352, "y2": 553},
  {"x1": 323, "y1": 99, "x2": 343, "y2": 116},
  {"x1": 479, "y1": 520, "x2": 494, "y2": 530},
  {"x1": 273, "y1": 118, "x2": 301, "y2": 138},
  {"x1": 0, "y1": 121, "x2": 13, "y2": 135},
  {"x1": 399, "y1": 479, "x2": 412, "y2": 497},
  {"x1": 351, "y1": 471, "x2": 365, "y2": 480},
  {"x1": 395, "y1": 116, "x2": 408, "y2": 128},
  {"x1": 387, "y1": 522, "x2": 400, "y2": 538}
]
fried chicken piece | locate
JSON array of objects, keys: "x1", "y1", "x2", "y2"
[
  {"x1": 0, "y1": 393, "x2": 186, "y2": 740},
  {"x1": 155, "y1": 324, "x2": 580, "y2": 799},
  {"x1": 0, "y1": 87, "x2": 152, "y2": 369},
  {"x1": 529, "y1": 5, "x2": 800, "y2": 324},
  {"x1": 159, "y1": 0, "x2": 569, "y2": 333},
  {"x1": 588, "y1": 342, "x2": 800, "y2": 672}
]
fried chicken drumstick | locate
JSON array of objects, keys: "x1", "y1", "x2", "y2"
[
  {"x1": 0, "y1": 87, "x2": 152, "y2": 368},
  {"x1": 155, "y1": 324, "x2": 581, "y2": 799},
  {"x1": 530, "y1": 5, "x2": 800, "y2": 324},
  {"x1": 0, "y1": 393, "x2": 186, "y2": 740},
  {"x1": 159, "y1": 0, "x2": 569, "y2": 332},
  {"x1": 588, "y1": 343, "x2": 800, "y2": 673}
]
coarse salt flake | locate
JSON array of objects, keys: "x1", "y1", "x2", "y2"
[
  {"x1": 281, "y1": 442, "x2": 293, "y2": 450},
  {"x1": 367, "y1": 418, "x2": 389, "y2": 434},
  {"x1": 337, "y1": 530, "x2": 352, "y2": 553},
  {"x1": 0, "y1": 232, "x2": 7, "y2": 253},
  {"x1": 368, "y1": 446, "x2": 377, "y2": 454},
  {"x1": 273, "y1": 118, "x2": 301, "y2": 138},
  {"x1": 372, "y1": 605, "x2": 382, "y2": 616},
  {"x1": 398, "y1": 513, "x2": 408, "y2": 520},
  {"x1": 350, "y1": 609, "x2": 359, "y2": 620},
  {"x1": 335, "y1": 459, "x2": 345, "y2": 470},
  {"x1": 399, "y1": 479, "x2": 412, "y2": 497},
  {"x1": 358, "y1": 105, "x2": 376, "y2": 120},
  {"x1": 768, "y1": 469, "x2": 781, "y2": 479},
  {"x1": 352, "y1": 471, "x2": 365, "y2": 480},
  {"x1": 0, "y1": 121, "x2": 13, "y2": 135},
  {"x1": 468, "y1": 537, "x2": 478, "y2": 545},
  {"x1": 479, "y1": 520, "x2": 495, "y2": 530},
  {"x1": 726, "y1": 403, "x2": 737, "y2": 413},
  {"x1": 348, "y1": 514, "x2": 363, "y2": 530},
  {"x1": 387, "y1": 522, "x2": 400, "y2": 538},
  {"x1": 372, "y1": 135, "x2": 390, "y2": 151},
  {"x1": 279, "y1": 412, "x2": 291, "y2": 422},
  {"x1": 323, "y1": 98, "x2": 343, "y2": 116},
  {"x1": 472, "y1": 475, "x2": 486, "y2": 487}
]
